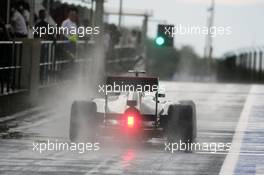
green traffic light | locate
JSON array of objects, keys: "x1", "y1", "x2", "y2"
[{"x1": 155, "y1": 36, "x2": 165, "y2": 46}]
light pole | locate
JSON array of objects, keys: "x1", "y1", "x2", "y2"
[
  {"x1": 204, "y1": 0, "x2": 215, "y2": 77},
  {"x1": 118, "y1": 0, "x2": 123, "y2": 29},
  {"x1": 28, "y1": 0, "x2": 35, "y2": 39},
  {"x1": 204, "y1": 0, "x2": 215, "y2": 60}
]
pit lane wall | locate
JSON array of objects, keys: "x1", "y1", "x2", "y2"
[
  {"x1": 0, "y1": 39, "x2": 140, "y2": 117},
  {"x1": 219, "y1": 47, "x2": 264, "y2": 83},
  {"x1": 0, "y1": 39, "x2": 91, "y2": 116}
]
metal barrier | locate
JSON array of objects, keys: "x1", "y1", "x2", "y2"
[
  {"x1": 0, "y1": 41, "x2": 23, "y2": 95},
  {"x1": 0, "y1": 39, "x2": 140, "y2": 95},
  {"x1": 39, "y1": 40, "x2": 94, "y2": 86},
  {"x1": 222, "y1": 46, "x2": 264, "y2": 82},
  {"x1": 106, "y1": 45, "x2": 141, "y2": 73}
]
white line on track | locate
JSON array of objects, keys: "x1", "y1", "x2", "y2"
[
  {"x1": 196, "y1": 151, "x2": 264, "y2": 156},
  {"x1": 219, "y1": 85, "x2": 255, "y2": 175}
]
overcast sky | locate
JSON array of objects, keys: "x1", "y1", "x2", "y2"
[{"x1": 105, "y1": 0, "x2": 264, "y2": 57}]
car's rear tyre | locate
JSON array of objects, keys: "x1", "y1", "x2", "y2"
[
  {"x1": 69, "y1": 100, "x2": 97, "y2": 142},
  {"x1": 179, "y1": 100, "x2": 196, "y2": 143},
  {"x1": 166, "y1": 104, "x2": 180, "y2": 142},
  {"x1": 166, "y1": 101, "x2": 196, "y2": 144}
]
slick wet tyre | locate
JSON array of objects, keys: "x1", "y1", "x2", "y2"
[
  {"x1": 69, "y1": 101, "x2": 97, "y2": 142},
  {"x1": 178, "y1": 100, "x2": 197, "y2": 143},
  {"x1": 166, "y1": 101, "x2": 196, "y2": 143},
  {"x1": 166, "y1": 104, "x2": 180, "y2": 142}
]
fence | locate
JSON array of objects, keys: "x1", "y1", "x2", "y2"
[
  {"x1": 0, "y1": 38, "x2": 142, "y2": 116},
  {"x1": 220, "y1": 47, "x2": 264, "y2": 82},
  {"x1": 0, "y1": 41, "x2": 24, "y2": 95},
  {"x1": 0, "y1": 40, "x2": 95, "y2": 95},
  {"x1": 0, "y1": 39, "x2": 141, "y2": 96},
  {"x1": 39, "y1": 40, "x2": 94, "y2": 86}
]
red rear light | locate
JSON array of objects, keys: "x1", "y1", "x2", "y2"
[
  {"x1": 127, "y1": 116, "x2": 135, "y2": 128},
  {"x1": 123, "y1": 107, "x2": 141, "y2": 130}
]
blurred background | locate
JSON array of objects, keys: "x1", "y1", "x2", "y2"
[
  {"x1": 0, "y1": 1, "x2": 264, "y2": 175},
  {"x1": 0, "y1": 0, "x2": 264, "y2": 115}
]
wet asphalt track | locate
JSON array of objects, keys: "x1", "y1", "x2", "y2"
[{"x1": 0, "y1": 82, "x2": 260, "y2": 175}]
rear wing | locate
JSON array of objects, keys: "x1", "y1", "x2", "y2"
[{"x1": 106, "y1": 76, "x2": 159, "y2": 92}]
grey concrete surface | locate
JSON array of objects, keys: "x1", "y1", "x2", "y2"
[{"x1": 0, "y1": 82, "x2": 259, "y2": 175}]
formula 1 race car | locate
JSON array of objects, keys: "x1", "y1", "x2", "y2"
[{"x1": 69, "y1": 70, "x2": 196, "y2": 143}]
